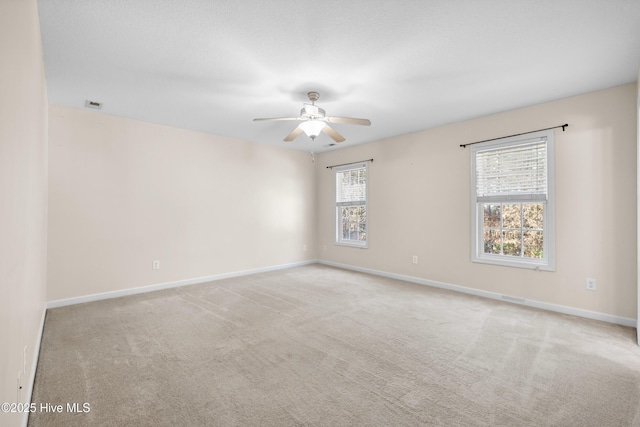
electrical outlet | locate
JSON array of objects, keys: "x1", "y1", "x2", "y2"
[
  {"x1": 323, "y1": 245, "x2": 327, "y2": 251},
  {"x1": 303, "y1": 244, "x2": 307, "y2": 252},
  {"x1": 412, "y1": 256, "x2": 418, "y2": 264},
  {"x1": 152, "y1": 260, "x2": 160, "y2": 270},
  {"x1": 586, "y1": 277, "x2": 596, "y2": 291}
]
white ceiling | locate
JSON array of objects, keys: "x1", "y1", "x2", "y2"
[{"x1": 37, "y1": 0, "x2": 640, "y2": 153}]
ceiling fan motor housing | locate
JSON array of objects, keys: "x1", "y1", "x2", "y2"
[{"x1": 301, "y1": 106, "x2": 325, "y2": 119}]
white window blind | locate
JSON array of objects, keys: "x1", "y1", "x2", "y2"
[
  {"x1": 475, "y1": 138, "x2": 547, "y2": 202},
  {"x1": 336, "y1": 167, "x2": 366, "y2": 206}
]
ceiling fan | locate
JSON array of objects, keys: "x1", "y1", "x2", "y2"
[{"x1": 253, "y1": 91, "x2": 371, "y2": 143}]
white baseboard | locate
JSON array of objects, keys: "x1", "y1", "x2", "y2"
[
  {"x1": 318, "y1": 260, "x2": 637, "y2": 328},
  {"x1": 22, "y1": 306, "x2": 47, "y2": 427},
  {"x1": 46, "y1": 260, "x2": 316, "y2": 309}
]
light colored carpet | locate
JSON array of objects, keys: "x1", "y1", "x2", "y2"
[{"x1": 29, "y1": 264, "x2": 640, "y2": 426}]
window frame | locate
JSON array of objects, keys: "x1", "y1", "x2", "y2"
[
  {"x1": 334, "y1": 162, "x2": 368, "y2": 248},
  {"x1": 470, "y1": 130, "x2": 555, "y2": 271}
]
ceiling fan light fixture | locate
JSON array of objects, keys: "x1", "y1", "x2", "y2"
[{"x1": 299, "y1": 120, "x2": 326, "y2": 140}]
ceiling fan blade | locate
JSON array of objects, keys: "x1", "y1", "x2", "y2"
[
  {"x1": 283, "y1": 126, "x2": 304, "y2": 142},
  {"x1": 327, "y1": 116, "x2": 371, "y2": 126},
  {"x1": 253, "y1": 117, "x2": 301, "y2": 122},
  {"x1": 322, "y1": 125, "x2": 345, "y2": 143}
]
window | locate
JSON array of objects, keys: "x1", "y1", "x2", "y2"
[
  {"x1": 471, "y1": 130, "x2": 555, "y2": 270},
  {"x1": 335, "y1": 162, "x2": 368, "y2": 247}
]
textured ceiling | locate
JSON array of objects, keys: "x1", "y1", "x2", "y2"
[{"x1": 38, "y1": 0, "x2": 640, "y2": 152}]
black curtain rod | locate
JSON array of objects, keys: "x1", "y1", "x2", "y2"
[
  {"x1": 459, "y1": 124, "x2": 568, "y2": 148},
  {"x1": 326, "y1": 159, "x2": 374, "y2": 169}
]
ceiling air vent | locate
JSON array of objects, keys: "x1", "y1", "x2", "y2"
[{"x1": 84, "y1": 100, "x2": 103, "y2": 110}]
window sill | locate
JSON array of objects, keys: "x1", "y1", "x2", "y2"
[
  {"x1": 472, "y1": 255, "x2": 554, "y2": 271},
  {"x1": 335, "y1": 241, "x2": 368, "y2": 249}
]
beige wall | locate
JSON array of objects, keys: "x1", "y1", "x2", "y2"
[
  {"x1": 317, "y1": 83, "x2": 637, "y2": 319},
  {"x1": 0, "y1": 0, "x2": 48, "y2": 423},
  {"x1": 47, "y1": 106, "x2": 316, "y2": 301}
]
